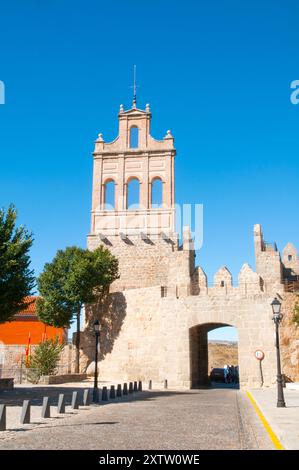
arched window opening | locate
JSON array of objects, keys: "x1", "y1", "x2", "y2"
[
  {"x1": 130, "y1": 126, "x2": 139, "y2": 148},
  {"x1": 104, "y1": 180, "x2": 115, "y2": 210},
  {"x1": 127, "y1": 178, "x2": 140, "y2": 210},
  {"x1": 151, "y1": 177, "x2": 163, "y2": 208}
]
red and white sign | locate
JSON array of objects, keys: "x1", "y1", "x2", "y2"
[{"x1": 254, "y1": 350, "x2": 265, "y2": 361}]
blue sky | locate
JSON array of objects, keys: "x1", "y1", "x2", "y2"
[{"x1": 0, "y1": 1, "x2": 298, "y2": 340}]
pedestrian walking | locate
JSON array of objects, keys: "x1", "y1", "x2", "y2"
[{"x1": 224, "y1": 364, "x2": 229, "y2": 383}]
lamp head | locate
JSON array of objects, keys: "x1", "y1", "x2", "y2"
[
  {"x1": 94, "y1": 320, "x2": 100, "y2": 333},
  {"x1": 271, "y1": 298, "x2": 283, "y2": 323}
]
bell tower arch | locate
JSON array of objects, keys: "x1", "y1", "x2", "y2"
[
  {"x1": 87, "y1": 101, "x2": 186, "y2": 291},
  {"x1": 88, "y1": 102, "x2": 175, "y2": 238}
]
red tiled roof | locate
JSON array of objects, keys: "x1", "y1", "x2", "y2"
[{"x1": 15, "y1": 296, "x2": 38, "y2": 316}]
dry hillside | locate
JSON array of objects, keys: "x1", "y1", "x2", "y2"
[{"x1": 208, "y1": 341, "x2": 238, "y2": 370}]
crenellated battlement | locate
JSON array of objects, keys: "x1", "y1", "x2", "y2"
[
  {"x1": 169, "y1": 224, "x2": 298, "y2": 298},
  {"x1": 189, "y1": 262, "x2": 264, "y2": 297}
]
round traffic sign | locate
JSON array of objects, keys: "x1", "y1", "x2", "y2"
[{"x1": 254, "y1": 350, "x2": 265, "y2": 361}]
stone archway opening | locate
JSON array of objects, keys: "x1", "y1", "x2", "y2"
[{"x1": 189, "y1": 323, "x2": 239, "y2": 388}]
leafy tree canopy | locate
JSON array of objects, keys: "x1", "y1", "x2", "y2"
[
  {"x1": 0, "y1": 205, "x2": 34, "y2": 323},
  {"x1": 36, "y1": 246, "x2": 119, "y2": 328}
]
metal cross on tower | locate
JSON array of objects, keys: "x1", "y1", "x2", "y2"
[{"x1": 131, "y1": 65, "x2": 138, "y2": 108}]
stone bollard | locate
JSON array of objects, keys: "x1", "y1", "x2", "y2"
[
  {"x1": 109, "y1": 385, "x2": 116, "y2": 399},
  {"x1": 92, "y1": 388, "x2": 100, "y2": 404},
  {"x1": 116, "y1": 384, "x2": 122, "y2": 398},
  {"x1": 71, "y1": 391, "x2": 79, "y2": 410},
  {"x1": 41, "y1": 396, "x2": 50, "y2": 419},
  {"x1": 57, "y1": 394, "x2": 65, "y2": 414},
  {"x1": 129, "y1": 382, "x2": 133, "y2": 394},
  {"x1": 20, "y1": 400, "x2": 30, "y2": 424},
  {"x1": 164, "y1": 379, "x2": 168, "y2": 389},
  {"x1": 102, "y1": 386, "x2": 108, "y2": 401},
  {"x1": 138, "y1": 380, "x2": 142, "y2": 392},
  {"x1": 148, "y1": 380, "x2": 152, "y2": 390},
  {"x1": 83, "y1": 389, "x2": 91, "y2": 406},
  {"x1": 123, "y1": 383, "x2": 128, "y2": 396},
  {"x1": 0, "y1": 404, "x2": 6, "y2": 431},
  {"x1": 133, "y1": 381, "x2": 138, "y2": 392}
]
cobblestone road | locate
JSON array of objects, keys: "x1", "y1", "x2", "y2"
[{"x1": 0, "y1": 388, "x2": 274, "y2": 450}]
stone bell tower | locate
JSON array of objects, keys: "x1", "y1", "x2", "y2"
[{"x1": 87, "y1": 98, "x2": 186, "y2": 291}]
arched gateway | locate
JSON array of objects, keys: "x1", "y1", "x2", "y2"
[
  {"x1": 190, "y1": 323, "x2": 235, "y2": 387},
  {"x1": 81, "y1": 98, "x2": 299, "y2": 389}
]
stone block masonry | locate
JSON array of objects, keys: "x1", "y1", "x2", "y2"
[{"x1": 88, "y1": 234, "x2": 182, "y2": 291}]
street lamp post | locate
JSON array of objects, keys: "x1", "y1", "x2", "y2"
[
  {"x1": 93, "y1": 320, "x2": 100, "y2": 403},
  {"x1": 271, "y1": 298, "x2": 286, "y2": 408}
]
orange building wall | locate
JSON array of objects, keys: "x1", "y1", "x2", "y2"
[{"x1": 0, "y1": 319, "x2": 64, "y2": 345}]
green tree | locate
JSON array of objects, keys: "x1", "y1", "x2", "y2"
[
  {"x1": 0, "y1": 205, "x2": 34, "y2": 323},
  {"x1": 36, "y1": 246, "x2": 119, "y2": 373},
  {"x1": 27, "y1": 337, "x2": 64, "y2": 382}
]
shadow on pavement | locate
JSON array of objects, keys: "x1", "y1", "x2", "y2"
[
  {"x1": 0, "y1": 387, "x2": 201, "y2": 407},
  {"x1": 210, "y1": 382, "x2": 239, "y2": 390},
  {"x1": 191, "y1": 382, "x2": 239, "y2": 390},
  {"x1": 0, "y1": 387, "x2": 90, "y2": 407}
]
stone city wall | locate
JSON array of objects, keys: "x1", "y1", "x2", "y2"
[
  {"x1": 81, "y1": 284, "x2": 283, "y2": 389},
  {"x1": 0, "y1": 343, "x2": 76, "y2": 378}
]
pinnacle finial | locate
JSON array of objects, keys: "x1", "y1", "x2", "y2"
[{"x1": 164, "y1": 129, "x2": 173, "y2": 139}]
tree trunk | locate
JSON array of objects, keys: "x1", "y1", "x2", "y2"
[{"x1": 75, "y1": 305, "x2": 81, "y2": 373}]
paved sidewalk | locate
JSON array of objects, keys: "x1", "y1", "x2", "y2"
[{"x1": 249, "y1": 387, "x2": 299, "y2": 450}]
